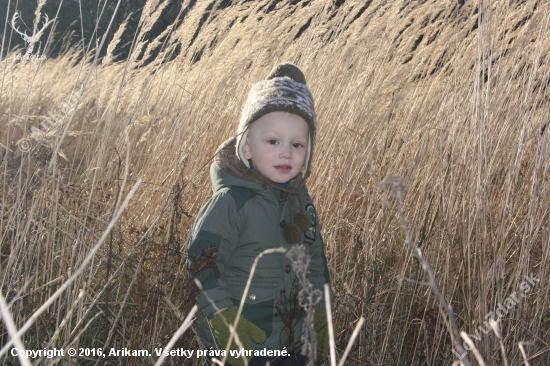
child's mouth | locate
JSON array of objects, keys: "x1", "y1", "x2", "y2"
[{"x1": 275, "y1": 165, "x2": 292, "y2": 173}]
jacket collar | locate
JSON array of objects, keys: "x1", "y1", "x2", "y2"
[{"x1": 212, "y1": 136, "x2": 311, "y2": 244}]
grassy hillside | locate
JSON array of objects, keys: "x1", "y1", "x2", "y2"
[{"x1": 1, "y1": 0, "x2": 549, "y2": 365}]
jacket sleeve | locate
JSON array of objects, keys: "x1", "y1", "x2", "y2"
[
  {"x1": 303, "y1": 192, "x2": 333, "y2": 311},
  {"x1": 187, "y1": 189, "x2": 242, "y2": 318},
  {"x1": 310, "y1": 228, "x2": 333, "y2": 311}
]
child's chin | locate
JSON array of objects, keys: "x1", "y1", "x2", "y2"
[
  {"x1": 271, "y1": 174, "x2": 294, "y2": 184},
  {"x1": 265, "y1": 173, "x2": 287, "y2": 184},
  {"x1": 260, "y1": 168, "x2": 297, "y2": 184}
]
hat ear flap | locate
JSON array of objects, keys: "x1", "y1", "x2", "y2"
[
  {"x1": 236, "y1": 130, "x2": 251, "y2": 167},
  {"x1": 305, "y1": 135, "x2": 311, "y2": 171}
]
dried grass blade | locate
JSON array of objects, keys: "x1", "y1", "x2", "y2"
[
  {"x1": 153, "y1": 305, "x2": 198, "y2": 366},
  {"x1": 0, "y1": 292, "x2": 32, "y2": 366},
  {"x1": 337, "y1": 317, "x2": 364, "y2": 366},
  {"x1": 324, "y1": 283, "x2": 337, "y2": 366}
]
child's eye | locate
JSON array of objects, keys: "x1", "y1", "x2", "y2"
[
  {"x1": 293, "y1": 143, "x2": 304, "y2": 148},
  {"x1": 268, "y1": 140, "x2": 278, "y2": 145}
]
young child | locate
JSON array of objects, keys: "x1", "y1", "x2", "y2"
[{"x1": 188, "y1": 63, "x2": 333, "y2": 366}]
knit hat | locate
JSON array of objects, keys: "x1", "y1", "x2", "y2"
[{"x1": 236, "y1": 63, "x2": 317, "y2": 177}]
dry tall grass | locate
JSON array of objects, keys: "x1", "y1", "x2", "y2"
[{"x1": 1, "y1": 0, "x2": 549, "y2": 365}]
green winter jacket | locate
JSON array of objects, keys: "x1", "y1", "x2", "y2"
[{"x1": 188, "y1": 137, "x2": 332, "y2": 352}]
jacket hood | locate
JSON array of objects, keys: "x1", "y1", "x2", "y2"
[{"x1": 211, "y1": 137, "x2": 304, "y2": 194}]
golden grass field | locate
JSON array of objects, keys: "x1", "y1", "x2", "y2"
[{"x1": 1, "y1": 0, "x2": 549, "y2": 365}]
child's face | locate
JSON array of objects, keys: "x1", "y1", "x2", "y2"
[{"x1": 242, "y1": 111, "x2": 309, "y2": 183}]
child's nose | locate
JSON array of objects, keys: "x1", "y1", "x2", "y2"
[{"x1": 279, "y1": 145, "x2": 292, "y2": 159}]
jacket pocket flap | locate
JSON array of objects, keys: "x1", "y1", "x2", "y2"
[{"x1": 229, "y1": 282, "x2": 275, "y2": 304}]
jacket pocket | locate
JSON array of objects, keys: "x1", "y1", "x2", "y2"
[{"x1": 230, "y1": 282, "x2": 275, "y2": 338}]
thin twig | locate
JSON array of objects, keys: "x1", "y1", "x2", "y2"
[
  {"x1": 381, "y1": 175, "x2": 471, "y2": 366},
  {"x1": 0, "y1": 291, "x2": 32, "y2": 366},
  {"x1": 337, "y1": 317, "x2": 365, "y2": 366},
  {"x1": 153, "y1": 305, "x2": 198, "y2": 366},
  {"x1": 324, "y1": 283, "x2": 337, "y2": 366}
]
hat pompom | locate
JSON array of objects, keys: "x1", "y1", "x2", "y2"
[
  {"x1": 267, "y1": 63, "x2": 307, "y2": 84},
  {"x1": 283, "y1": 222, "x2": 302, "y2": 244},
  {"x1": 294, "y1": 212, "x2": 312, "y2": 231}
]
